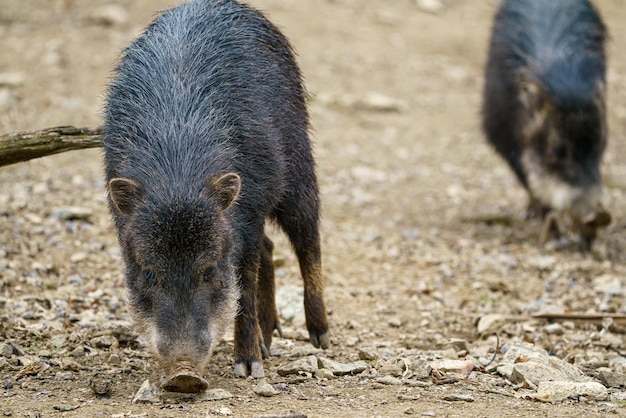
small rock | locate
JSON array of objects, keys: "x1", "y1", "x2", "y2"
[
  {"x1": 276, "y1": 355, "x2": 318, "y2": 376},
  {"x1": 543, "y1": 323, "x2": 564, "y2": 336},
  {"x1": 435, "y1": 339, "x2": 470, "y2": 353},
  {"x1": 316, "y1": 368, "x2": 334, "y2": 379},
  {"x1": 503, "y1": 343, "x2": 588, "y2": 389},
  {"x1": 49, "y1": 334, "x2": 67, "y2": 348},
  {"x1": 50, "y1": 206, "x2": 93, "y2": 221},
  {"x1": 536, "y1": 381, "x2": 608, "y2": 402},
  {"x1": 597, "y1": 370, "x2": 626, "y2": 388},
  {"x1": 107, "y1": 354, "x2": 122, "y2": 366},
  {"x1": 430, "y1": 359, "x2": 474, "y2": 377},
  {"x1": 253, "y1": 380, "x2": 279, "y2": 397},
  {"x1": 132, "y1": 379, "x2": 160, "y2": 404},
  {"x1": 496, "y1": 364, "x2": 514, "y2": 380},
  {"x1": 317, "y1": 357, "x2": 368, "y2": 375},
  {"x1": 416, "y1": 0, "x2": 444, "y2": 14},
  {"x1": 0, "y1": 73, "x2": 24, "y2": 87},
  {"x1": 377, "y1": 359, "x2": 404, "y2": 377},
  {"x1": 593, "y1": 274, "x2": 624, "y2": 296},
  {"x1": 90, "y1": 335, "x2": 118, "y2": 349},
  {"x1": 55, "y1": 371, "x2": 73, "y2": 381},
  {"x1": 356, "y1": 92, "x2": 406, "y2": 112},
  {"x1": 421, "y1": 412, "x2": 436, "y2": 417},
  {"x1": 89, "y1": 378, "x2": 112, "y2": 396},
  {"x1": 52, "y1": 405, "x2": 79, "y2": 412},
  {"x1": 388, "y1": 317, "x2": 403, "y2": 328},
  {"x1": 358, "y1": 348, "x2": 378, "y2": 361},
  {"x1": 375, "y1": 376, "x2": 402, "y2": 385},
  {"x1": 346, "y1": 336, "x2": 359, "y2": 347},
  {"x1": 409, "y1": 358, "x2": 432, "y2": 380},
  {"x1": 198, "y1": 388, "x2": 234, "y2": 401},
  {"x1": 442, "y1": 393, "x2": 475, "y2": 402},
  {"x1": 404, "y1": 406, "x2": 416, "y2": 415},
  {"x1": 90, "y1": 335, "x2": 119, "y2": 348},
  {"x1": 70, "y1": 252, "x2": 88, "y2": 263},
  {"x1": 0, "y1": 343, "x2": 13, "y2": 358},
  {"x1": 210, "y1": 406, "x2": 233, "y2": 416},
  {"x1": 288, "y1": 346, "x2": 320, "y2": 357},
  {"x1": 476, "y1": 314, "x2": 506, "y2": 335}
]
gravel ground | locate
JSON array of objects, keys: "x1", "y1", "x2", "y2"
[{"x1": 0, "y1": 0, "x2": 625, "y2": 416}]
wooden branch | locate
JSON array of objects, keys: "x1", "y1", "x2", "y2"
[{"x1": 0, "y1": 126, "x2": 102, "y2": 167}]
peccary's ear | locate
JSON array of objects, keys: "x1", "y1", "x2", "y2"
[
  {"x1": 211, "y1": 173, "x2": 241, "y2": 209},
  {"x1": 109, "y1": 178, "x2": 142, "y2": 215}
]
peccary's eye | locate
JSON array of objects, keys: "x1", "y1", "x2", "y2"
[
  {"x1": 203, "y1": 266, "x2": 217, "y2": 282},
  {"x1": 552, "y1": 145, "x2": 567, "y2": 161},
  {"x1": 141, "y1": 270, "x2": 157, "y2": 287}
]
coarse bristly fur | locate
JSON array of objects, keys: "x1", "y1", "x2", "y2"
[{"x1": 102, "y1": 0, "x2": 329, "y2": 388}]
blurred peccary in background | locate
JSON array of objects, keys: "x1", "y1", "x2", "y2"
[{"x1": 482, "y1": 0, "x2": 610, "y2": 250}]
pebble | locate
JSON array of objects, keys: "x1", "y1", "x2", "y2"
[
  {"x1": 49, "y1": 206, "x2": 93, "y2": 221},
  {"x1": 388, "y1": 317, "x2": 403, "y2": 328},
  {"x1": 131, "y1": 379, "x2": 160, "y2": 404},
  {"x1": 70, "y1": 252, "x2": 88, "y2": 263},
  {"x1": 358, "y1": 348, "x2": 378, "y2": 361},
  {"x1": 409, "y1": 358, "x2": 432, "y2": 380},
  {"x1": 317, "y1": 357, "x2": 368, "y2": 376},
  {"x1": 107, "y1": 353, "x2": 122, "y2": 366},
  {"x1": 416, "y1": 0, "x2": 444, "y2": 13},
  {"x1": 375, "y1": 376, "x2": 402, "y2": 385},
  {"x1": 356, "y1": 92, "x2": 406, "y2": 112},
  {"x1": 210, "y1": 406, "x2": 233, "y2": 416},
  {"x1": 597, "y1": 370, "x2": 626, "y2": 388},
  {"x1": 253, "y1": 380, "x2": 280, "y2": 397},
  {"x1": 0, "y1": 73, "x2": 24, "y2": 87},
  {"x1": 442, "y1": 393, "x2": 475, "y2": 402},
  {"x1": 0, "y1": 343, "x2": 13, "y2": 358},
  {"x1": 377, "y1": 359, "x2": 404, "y2": 377},
  {"x1": 198, "y1": 388, "x2": 234, "y2": 401},
  {"x1": 346, "y1": 336, "x2": 359, "y2": 347},
  {"x1": 316, "y1": 368, "x2": 334, "y2": 379},
  {"x1": 476, "y1": 314, "x2": 506, "y2": 335},
  {"x1": 430, "y1": 359, "x2": 474, "y2": 377},
  {"x1": 90, "y1": 335, "x2": 118, "y2": 349},
  {"x1": 536, "y1": 381, "x2": 608, "y2": 402},
  {"x1": 276, "y1": 355, "x2": 318, "y2": 376},
  {"x1": 503, "y1": 343, "x2": 588, "y2": 390},
  {"x1": 54, "y1": 371, "x2": 73, "y2": 381},
  {"x1": 435, "y1": 339, "x2": 470, "y2": 353},
  {"x1": 543, "y1": 323, "x2": 565, "y2": 336}
]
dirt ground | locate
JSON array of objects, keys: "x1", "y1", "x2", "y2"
[{"x1": 1, "y1": 0, "x2": 626, "y2": 417}]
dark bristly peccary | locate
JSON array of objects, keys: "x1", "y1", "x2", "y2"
[
  {"x1": 102, "y1": 0, "x2": 329, "y2": 392},
  {"x1": 482, "y1": 0, "x2": 611, "y2": 250}
]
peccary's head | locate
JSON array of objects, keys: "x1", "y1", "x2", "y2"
[
  {"x1": 108, "y1": 173, "x2": 242, "y2": 392},
  {"x1": 517, "y1": 72, "x2": 610, "y2": 240}
]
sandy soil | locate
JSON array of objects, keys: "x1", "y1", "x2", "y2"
[{"x1": 1, "y1": 0, "x2": 625, "y2": 416}]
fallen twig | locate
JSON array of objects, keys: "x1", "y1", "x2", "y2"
[{"x1": 0, "y1": 125, "x2": 102, "y2": 167}]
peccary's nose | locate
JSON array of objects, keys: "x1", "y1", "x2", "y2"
[
  {"x1": 160, "y1": 361, "x2": 209, "y2": 393},
  {"x1": 582, "y1": 206, "x2": 611, "y2": 230}
]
